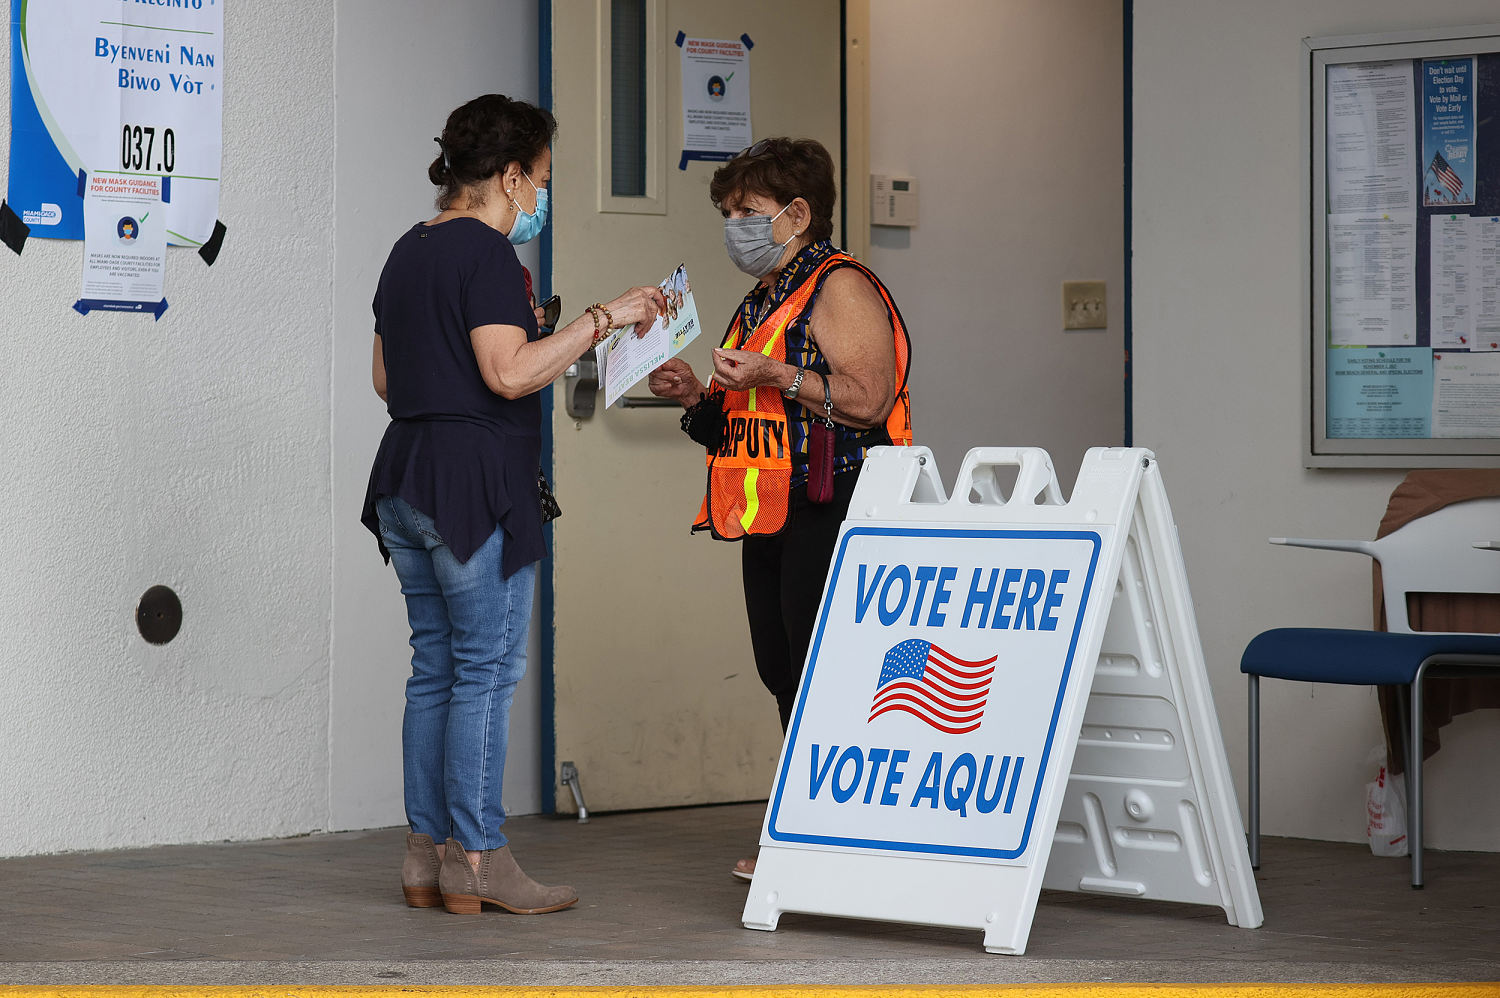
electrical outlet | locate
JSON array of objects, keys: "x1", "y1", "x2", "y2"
[{"x1": 1063, "y1": 280, "x2": 1107, "y2": 330}]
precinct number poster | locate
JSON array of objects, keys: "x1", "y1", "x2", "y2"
[
  {"x1": 767, "y1": 526, "x2": 1104, "y2": 862},
  {"x1": 8, "y1": 0, "x2": 223, "y2": 244}
]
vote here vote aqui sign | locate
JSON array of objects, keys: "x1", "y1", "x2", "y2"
[{"x1": 767, "y1": 526, "x2": 1105, "y2": 861}]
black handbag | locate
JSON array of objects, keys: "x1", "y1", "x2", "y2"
[
  {"x1": 538, "y1": 468, "x2": 562, "y2": 523},
  {"x1": 681, "y1": 388, "x2": 728, "y2": 451}
]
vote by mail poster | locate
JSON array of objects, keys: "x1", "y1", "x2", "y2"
[
  {"x1": 766, "y1": 525, "x2": 1105, "y2": 863},
  {"x1": 8, "y1": 0, "x2": 222, "y2": 245},
  {"x1": 1421, "y1": 57, "x2": 1476, "y2": 208}
]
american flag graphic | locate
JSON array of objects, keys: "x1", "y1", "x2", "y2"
[
  {"x1": 868, "y1": 639, "x2": 997, "y2": 734},
  {"x1": 1431, "y1": 151, "x2": 1464, "y2": 198}
]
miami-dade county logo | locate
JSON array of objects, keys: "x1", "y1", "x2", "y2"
[
  {"x1": 22, "y1": 203, "x2": 62, "y2": 226},
  {"x1": 869, "y1": 639, "x2": 996, "y2": 734}
]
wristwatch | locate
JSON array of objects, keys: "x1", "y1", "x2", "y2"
[{"x1": 783, "y1": 367, "x2": 806, "y2": 400}]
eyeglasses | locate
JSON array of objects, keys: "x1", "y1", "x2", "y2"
[{"x1": 735, "y1": 138, "x2": 776, "y2": 159}]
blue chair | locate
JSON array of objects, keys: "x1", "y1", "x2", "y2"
[{"x1": 1240, "y1": 496, "x2": 1500, "y2": 888}]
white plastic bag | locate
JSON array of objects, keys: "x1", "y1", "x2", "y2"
[{"x1": 1366, "y1": 761, "x2": 1409, "y2": 857}]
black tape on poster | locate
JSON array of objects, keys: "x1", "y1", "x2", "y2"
[
  {"x1": 197, "y1": 219, "x2": 226, "y2": 266},
  {"x1": 0, "y1": 201, "x2": 30, "y2": 255}
]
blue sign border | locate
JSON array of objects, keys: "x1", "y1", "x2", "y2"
[{"x1": 766, "y1": 525, "x2": 1103, "y2": 860}]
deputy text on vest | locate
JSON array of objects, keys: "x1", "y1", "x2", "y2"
[{"x1": 717, "y1": 415, "x2": 787, "y2": 460}]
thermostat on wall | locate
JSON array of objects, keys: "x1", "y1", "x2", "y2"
[{"x1": 871, "y1": 174, "x2": 918, "y2": 227}]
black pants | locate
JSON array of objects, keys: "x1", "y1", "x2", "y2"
[{"x1": 741, "y1": 471, "x2": 859, "y2": 731}]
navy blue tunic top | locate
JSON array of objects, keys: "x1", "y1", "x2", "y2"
[{"x1": 361, "y1": 217, "x2": 543, "y2": 578}]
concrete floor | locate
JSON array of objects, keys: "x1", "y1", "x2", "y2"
[{"x1": 1, "y1": 803, "x2": 1497, "y2": 986}]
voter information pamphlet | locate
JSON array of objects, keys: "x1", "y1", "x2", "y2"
[{"x1": 599, "y1": 264, "x2": 702, "y2": 409}]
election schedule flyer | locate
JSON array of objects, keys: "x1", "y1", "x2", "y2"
[
  {"x1": 599, "y1": 265, "x2": 702, "y2": 409},
  {"x1": 7, "y1": 0, "x2": 223, "y2": 245},
  {"x1": 1326, "y1": 346, "x2": 1432, "y2": 438}
]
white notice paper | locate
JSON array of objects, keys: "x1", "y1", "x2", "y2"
[
  {"x1": 1471, "y1": 217, "x2": 1500, "y2": 351},
  {"x1": 599, "y1": 265, "x2": 702, "y2": 409},
  {"x1": 1432, "y1": 352, "x2": 1500, "y2": 437},
  {"x1": 680, "y1": 37, "x2": 752, "y2": 156},
  {"x1": 1326, "y1": 62, "x2": 1416, "y2": 214},
  {"x1": 80, "y1": 172, "x2": 166, "y2": 310},
  {"x1": 1430, "y1": 215, "x2": 1473, "y2": 349},
  {"x1": 1329, "y1": 212, "x2": 1416, "y2": 345}
]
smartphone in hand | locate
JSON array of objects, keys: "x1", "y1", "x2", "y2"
[{"x1": 536, "y1": 294, "x2": 561, "y2": 335}]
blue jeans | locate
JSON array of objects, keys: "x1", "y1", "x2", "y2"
[{"x1": 375, "y1": 496, "x2": 535, "y2": 850}]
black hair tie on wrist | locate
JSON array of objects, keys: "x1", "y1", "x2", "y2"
[{"x1": 681, "y1": 388, "x2": 728, "y2": 451}]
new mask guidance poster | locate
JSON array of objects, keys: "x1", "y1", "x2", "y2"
[
  {"x1": 8, "y1": 0, "x2": 223, "y2": 246},
  {"x1": 679, "y1": 34, "x2": 751, "y2": 164},
  {"x1": 78, "y1": 171, "x2": 166, "y2": 315}
]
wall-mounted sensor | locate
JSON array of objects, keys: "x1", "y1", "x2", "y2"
[
  {"x1": 871, "y1": 174, "x2": 919, "y2": 227},
  {"x1": 137, "y1": 585, "x2": 182, "y2": 644}
]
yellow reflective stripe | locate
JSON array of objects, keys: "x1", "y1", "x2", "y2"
[
  {"x1": 740, "y1": 467, "x2": 761, "y2": 532},
  {"x1": 723, "y1": 313, "x2": 746, "y2": 350},
  {"x1": 762, "y1": 304, "x2": 802, "y2": 356},
  {"x1": 740, "y1": 385, "x2": 762, "y2": 529},
  {"x1": 16, "y1": 985, "x2": 1498, "y2": 998},
  {"x1": 763, "y1": 322, "x2": 787, "y2": 355}
]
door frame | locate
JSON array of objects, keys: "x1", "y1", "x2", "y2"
[
  {"x1": 534, "y1": 0, "x2": 867, "y2": 812},
  {"x1": 537, "y1": 0, "x2": 558, "y2": 813},
  {"x1": 1122, "y1": 0, "x2": 1133, "y2": 447}
]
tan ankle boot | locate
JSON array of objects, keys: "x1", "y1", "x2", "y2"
[
  {"x1": 438, "y1": 838, "x2": 578, "y2": 914},
  {"x1": 401, "y1": 832, "x2": 443, "y2": 907}
]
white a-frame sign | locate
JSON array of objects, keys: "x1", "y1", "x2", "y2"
[{"x1": 741, "y1": 446, "x2": 1262, "y2": 955}]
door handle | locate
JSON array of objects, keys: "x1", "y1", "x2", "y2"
[{"x1": 564, "y1": 355, "x2": 597, "y2": 419}]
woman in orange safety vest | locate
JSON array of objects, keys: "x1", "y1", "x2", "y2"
[{"x1": 648, "y1": 137, "x2": 912, "y2": 883}]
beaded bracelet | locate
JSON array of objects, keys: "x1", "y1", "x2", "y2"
[
  {"x1": 587, "y1": 303, "x2": 616, "y2": 346},
  {"x1": 586, "y1": 305, "x2": 605, "y2": 345}
]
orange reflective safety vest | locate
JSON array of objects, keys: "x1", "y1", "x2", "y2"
[{"x1": 694, "y1": 253, "x2": 912, "y2": 541}]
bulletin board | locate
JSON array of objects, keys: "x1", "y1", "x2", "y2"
[{"x1": 1307, "y1": 24, "x2": 1500, "y2": 467}]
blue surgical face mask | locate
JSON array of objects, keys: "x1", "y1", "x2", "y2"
[
  {"x1": 507, "y1": 171, "x2": 549, "y2": 245},
  {"x1": 724, "y1": 201, "x2": 795, "y2": 277}
]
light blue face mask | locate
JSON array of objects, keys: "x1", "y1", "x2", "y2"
[{"x1": 507, "y1": 171, "x2": 549, "y2": 245}]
